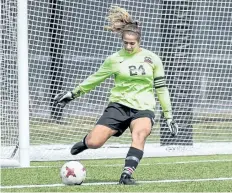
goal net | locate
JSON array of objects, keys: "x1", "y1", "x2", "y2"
[
  {"x1": 1, "y1": 0, "x2": 19, "y2": 166},
  {"x1": 1, "y1": 0, "x2": 232, "y2": 165}
]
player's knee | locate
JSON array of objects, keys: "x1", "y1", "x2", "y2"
[{"x1": 132, "y1": 127, "x2": 150, "y2": 143}]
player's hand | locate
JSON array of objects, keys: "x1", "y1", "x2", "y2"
[
  {"x1": 166, "y1": 119, "x2": 178, "y2": 137},
  {"x1": 54, "y1": 91, "x2": 74, "y2": 108}
]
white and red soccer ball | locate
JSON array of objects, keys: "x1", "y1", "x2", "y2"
[{"x1": 60, "y1": 161, "x2": 86, "y2": 185}]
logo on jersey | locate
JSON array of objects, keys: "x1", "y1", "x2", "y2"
[{"x1": 144, "y1": 56, "x2": 152, "y2": 64}]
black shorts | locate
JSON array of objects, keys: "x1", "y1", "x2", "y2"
[{"x1": 96, "y1": 102, "x2": 155, "y2": 137}]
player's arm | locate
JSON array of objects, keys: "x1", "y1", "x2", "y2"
[
  {"x1": 54, "y1": 57, "x2": 113, "y2": 107},
  {"x1": 153, "y1": 56, "x2": 178, "y2": 136},
  {"x1": 72, "y1": 57, "x2": 113, "y2": 97},
  {"x1": 153, "y1": 56, "x2": 172, "y2": 119}
]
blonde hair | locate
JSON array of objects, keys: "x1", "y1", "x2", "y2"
[{"x1": 104, "y1": 5, "x2": 141, "y2": 39}]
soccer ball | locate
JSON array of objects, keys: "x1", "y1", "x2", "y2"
[{"x1": 60, "y1": 161, "x2": 86, "y2": 185}]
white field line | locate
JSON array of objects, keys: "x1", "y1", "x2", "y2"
[
  {"x1": 1, "y1": 177, "x2": 232, "y2": 189},
  {"x1": 12, "y1": 159, "x2": 232, "y2": 169}
]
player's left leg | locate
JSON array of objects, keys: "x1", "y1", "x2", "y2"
[{"x1": 119, "y1": 114, "x2": 153, "y2": 185}]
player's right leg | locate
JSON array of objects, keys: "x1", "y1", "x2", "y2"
[
  {"x1": 71, "y1": 102, "x2": 130, "y2": 155},
  {"x1": 71, "y1": 125, "x2": 117, "y2": 155}
]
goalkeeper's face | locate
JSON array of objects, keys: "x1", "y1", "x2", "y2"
[{"x1": 122, "y1": 33, "x2": 140, "y2": 55}]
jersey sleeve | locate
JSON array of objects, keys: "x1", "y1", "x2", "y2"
[
  {"x1": 72, "y1": 56, "x2": 113, "y2": 97},
  {"x1": 153, "y1": 56, "x2": 173, "y2": 119}
]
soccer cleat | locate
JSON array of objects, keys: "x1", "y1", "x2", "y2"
[
  {"x1": 70, "y1": 141, "x2": 87, "y2": 155},
  {"x1": 118, "y1": 173, "x2": 136, "y2": 185}
]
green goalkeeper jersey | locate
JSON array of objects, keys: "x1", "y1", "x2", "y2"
[{"x1": 72, "y1": 48, "x2": 172, "y2": 119}]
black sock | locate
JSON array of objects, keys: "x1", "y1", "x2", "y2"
[
  {"x1": 82, "y1": 134, "x2": 88, "y2": 148},
  {"x1": 122, "y1": 147, "x2": 144, "y2": 176}
]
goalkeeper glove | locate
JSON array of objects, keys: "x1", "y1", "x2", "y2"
[
  {"x1": 54, "y1": 91, "x2": 75, "y2": 108},
  {"x1": 166, "y1": 119, "x2": 179, "y2": 137}
]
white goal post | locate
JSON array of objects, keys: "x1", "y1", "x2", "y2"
[
  {"x1": 0, "y1": 0, "x2": 30, "y2": 167},
  {"x1": 1, "y1": 0, "x2": 232, "y2": 167}
]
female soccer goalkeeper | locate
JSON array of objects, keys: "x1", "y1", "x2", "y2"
[{"x1": 54, "y1": 6, "x2": 178, "y2": 185}]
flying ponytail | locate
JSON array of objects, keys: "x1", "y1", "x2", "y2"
[{"x1": 104, "y1": 5, "x2": 141, "y2": 39}]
